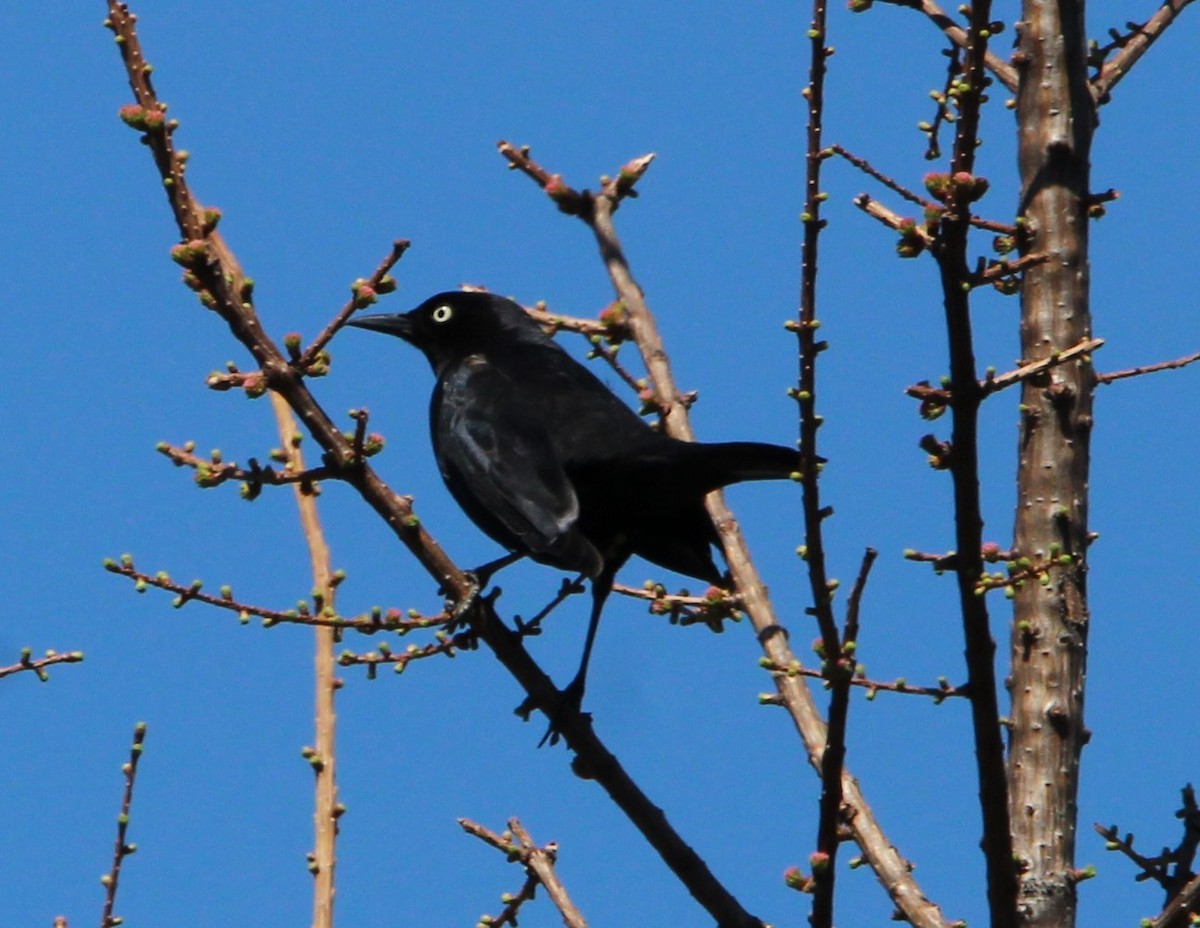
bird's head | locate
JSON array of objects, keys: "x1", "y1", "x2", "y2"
[{"x1": 348, "y1": 291, "x2": 547, "y2": 372}]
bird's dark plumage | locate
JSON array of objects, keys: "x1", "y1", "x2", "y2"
[{"x1": 350, "y1": 290, "x2": 796, "y2": 725}]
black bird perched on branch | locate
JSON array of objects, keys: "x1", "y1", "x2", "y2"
[{"x1": 349, "y1": 290, "x2": 796, "y2": 727}]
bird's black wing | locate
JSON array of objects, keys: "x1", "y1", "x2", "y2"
[{"x1": 434, "y1": 358, "x2": 603, "y2": 577}]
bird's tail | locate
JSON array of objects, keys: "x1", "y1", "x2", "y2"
[{"x1": 694, "y1": 441, "x2": 800, "y2": 488}]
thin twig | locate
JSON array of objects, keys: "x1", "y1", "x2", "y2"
[
  {"x1": 100, "y1": 723, "x2": 147, "y2": 928},
  {"x1": 298, "y1": 240, "x2": 410, "y2": 370},
  {"x1": 970, "y1": 252, "x2": 1050, "y2": 285},
  {"x1": 812, "y1": 540, "x2": 875, "y2": 926},
  {"x1": 104, "y1": 558, "x2": 450, "y2": 633},
  {"x1": 336, "y1": 637, "x2": 458, "y2": 677},
  {"x1": 831, "y1": 145, "x2": 927, "y2": 207},
  {"x1": 984, "y1": 337, "x2": 1104, "y2": 394},
  {"x1": 528, "y1": 301, "x2": 631, "y2": 342},
  {"x1": 874, "y1": 0, "x2": 1019, "y2": 91},
  {"x1": 0, "y1": 648, "x2": 84, "y2": 681},
  {"x1": 155, "y1": 440, "x2": 348, "y2": 494},
  {"x1": 458, "y1": 818, "x2": 589, "y2": 928},
  {"x1": 1097, "y1": 785, "x2": 1200, "y2": 905},
  {"x1": 796, "y1": 5, "x2": 855, "y2": 924},
  {"x1": 842, "y1": 549, "x2": 877, "y2": 652},
  {"x1": 586, "y1": 339, "x2": 645, "y2": 397},
  {"x1": 612, "y1": 582, "x2": 743, "y2": 631},
  {"x1": 833, "y1": 144, "x2": 1019, "y2": 235},
  {"x1": 266, "y1": 396, "x2": 340, "y2": 928},
  {"x1": 853, "y1": 194, "x2": 936, "y2": 245},
  {"x1": 905, "y1": 337, "x2": 1103, "y2": 412},
  {"x1": 1096, "y1": 348, "x2": 1200, "y2": 384},
  {"x1": 761, "y1": 663, "x2": 967, "y2": 702}
]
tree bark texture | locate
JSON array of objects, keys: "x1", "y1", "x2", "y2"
[{"x1": 1011, "y1": 2, "x2": 1096, "y2": 926}]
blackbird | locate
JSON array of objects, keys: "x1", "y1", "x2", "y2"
[{"x1": 349, "y1": 290, "x2": 796, "y2": 720}]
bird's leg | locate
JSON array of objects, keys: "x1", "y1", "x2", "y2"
[
  {"x1": 515, "y1": 573, "x2": 587, "y2": 637},
  {"x1": 537, "y1": 570, "x2": 615, "y2": 747},
  {"x1": 469, "y1": 550, "x2": 525, "y2": 587},
  {"x1": 565, "y1": 576, "x2": 614, "y2": 707}
]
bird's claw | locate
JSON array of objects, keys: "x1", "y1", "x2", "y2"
[
  {"x1": 514, "y1": 679, "x2": 588, "y2": 748},
  {"x1": 444, "y1": 576, "x2": 481, "y2": 634},
  {"x1": 445, "y1": 580, "x2": 503, "y2": 644}
]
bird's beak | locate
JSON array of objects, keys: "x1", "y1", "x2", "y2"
[{"x1": 346, "y1": 312, "x2": 414, "y2": 340}]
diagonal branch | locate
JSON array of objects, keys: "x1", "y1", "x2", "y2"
[
  {"x1": 1096, "y1": 348, "x2": 1200, "y2": 384},
  {"x1": 1149, "y1": 870, "x2": 1200, "y2": 928},
  {"x1": 1092, "y1": 0, "x2": 1196, "y2": 101},
  {"x1": 501, "y1": 143, "x2": 953, "y2": 928},
  {"x1": 459, "y1": 818, "x2": 589, "y2": 928},
  {"x1": 875, "y1": 0, "x2": 1019, "y2": 91},
  {"x1": 104, "y1": 9, "x2": 763, "y2": 927},
  {"x1": 984, "y1": 337, "x2": 1104, "y2": 394}
]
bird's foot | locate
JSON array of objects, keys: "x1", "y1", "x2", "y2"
[
  {"x1": 443, "y1": 575, "x2": 481, "y2": 635},
  {"x1": 514, "y1": 678, "x2": 589, "y2": 748},
  {"x1": 445, "y1": 583, "x2": 504, "y2": 650}
]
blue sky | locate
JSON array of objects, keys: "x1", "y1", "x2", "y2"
[{"x1": 4, "y1": 3, "x2": 1198, "y2": 926}]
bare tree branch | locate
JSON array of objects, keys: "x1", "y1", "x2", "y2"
[
  {"x1": 103, "y1": 9, "x2": 763, "y2": 926},
  {"x1": 0, "y1": 648, "x2": 84, "y2": 682},
  {"x1": 100, "y1": 723, "x2": 147, "y2": 928},
  {"x1": 833, "y1": 145, "x2": 1015, "y2": 235},
  {"x1": 1149, "y1": 870, "x2": 1200, "y2": 928},
  {"x1": 266, "y1": 396, "x2": 340, "y2": 928},
  {"x1": 912, "y1": 0, "x2": 1019, "y2": 920},
  {"x1": 1092, "y1": 0, "x2": 1196, "y2": 101},
  {"x1": 1096, "y1": 348, "x2": 1200, "y2": 384},
  {"x1": 510, "y1": 819, "x2": 589, "y2": 928},
  {"x1": 873, "y1": 0, "x2": 1019, "y2": 91},
  {"x1": 460, "y1": 818, "x2": 589, "y2": 928},
  {"x1": 499, "y1": 142, "x2": 954, "y2": 928},
  {"x1": 794, "y1": 4, "x2": 866, "y2": 924}
]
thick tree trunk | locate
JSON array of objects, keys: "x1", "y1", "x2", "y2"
[{"x1": 1010, "y1": 3, "x2": 1097, "y2": 926}]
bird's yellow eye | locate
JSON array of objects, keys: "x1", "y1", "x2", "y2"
[{"x1": 431, "y1": 305, "x2": 454, "y2": 324}]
